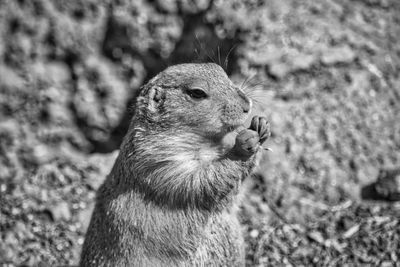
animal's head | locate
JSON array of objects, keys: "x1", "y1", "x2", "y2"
[{"x1": 134, "y1": 63, "x2": 252, "y2": 138}]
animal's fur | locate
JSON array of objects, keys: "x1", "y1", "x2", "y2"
[{"x1": 80, "y1": 63, "x2": 265, "y2": 266}]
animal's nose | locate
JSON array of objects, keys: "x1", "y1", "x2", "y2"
[
  {"x1": 242, "y1": 99, "x2": 251, "y2": 113},
  {"x1": 237, "y1": 89, "x2": 252, "y2": 113}
]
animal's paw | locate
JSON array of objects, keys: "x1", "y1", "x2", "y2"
[
  {"x1": 249, "y1": 116, "x2": 271, "y2": 144},
  {"x1": 233, "y1": 129, "x2": 260, "y2": 157}
]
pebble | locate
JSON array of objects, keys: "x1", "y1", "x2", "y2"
[
  {"x1": 321, "y1": 45, "x2": 356, "y2": 65},
  {"x1": 78, "y1": 203, "x2": 95, "y2": 232},
  {"x1": 250, "y1": 229, "x2": 259, "y2": 238},
  {"x1": 47, "y1": 202, "x2": 72, "y2": 221}
]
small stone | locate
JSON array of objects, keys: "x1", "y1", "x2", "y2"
[
  {"x1": 0, "y1": 242, "x2": 15, "y2": 261},
  {"x1": 381, "y1": 261, "x2": 393, "y2": 267},
  {"x1": 86, "y1": 151, "x2": 118, "y2": 190},
  {"x1": 4, "y1": 231, "x2": 18, "y2": 245},
  {"x1": 32, "y1": 144, "x2": 53, "y2": 164},
  {"x1": 374, "y1": 168, "x2": 400, "y2": 201},
  {"x1": 15, "y1": 221, "x2": 34, "y2": 240},
  {"x1": 258, "y1": 202, "x2": 271, "y2": 214},
  {"x1": 78, "y1": 237, "x2": 85, "y2": 245},
  {"x1": 78, "y1": 203, "x2": 95, "y2": 232},
  {"x1": 291, "y1": 54, "x2": 316, "y2": 70},
  {"x1": 48, "y1": 202, "x2": 72, "y2": 221},
  {"x1": 307, "y1": 231, "x2": 325, "y2": 244},
  {"x1": 86, "y1": 176, "x2": 104, "y2": 191},
  {"x1": 321, "y1": 45, "x2": 356, "y2": 65},
  {"x1": 0, "y1": 183, "x2": 6, "y2": 192},
  {"x1": 156, "y1": 0, "x2": 178, "y2": 13},
  {"x1": 0, "y1": 65, "x2": 24, "y2": 89},
  {"x1": 249, "y1": 229, "x2": 259, "y2": 238},
  {"x1": 268, "y1": 62, "x2": 290, "y2": 80},
  {"x1": 342, "y1": 224, "x2": 360, "y2": 239}
]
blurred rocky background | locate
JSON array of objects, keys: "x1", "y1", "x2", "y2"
[{"x1": 0, "y1": 0, "x2": 399, "y2": 265}]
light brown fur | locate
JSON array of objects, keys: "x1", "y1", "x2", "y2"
[{"x1": 80, "y1": 63, "x2": 269, "y2": 266}]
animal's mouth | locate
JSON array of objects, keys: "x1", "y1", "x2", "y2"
[
  {"x1": 220, "y1": 107, "x2": 251, "y2": 135},
  {"x1": 229, "y1": 112, "x2": 251, "y2": 131},
  {"x1": 226, "y1": 124, "x2": 244, "y2": 133}
]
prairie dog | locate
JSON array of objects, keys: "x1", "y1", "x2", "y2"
[{"x1": 80, "y1": 63, "x2": 270, "y2": 266}]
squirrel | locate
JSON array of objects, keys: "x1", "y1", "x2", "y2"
[{"x1": 79, "y1": 63, "x2": 270, "y2": 266}]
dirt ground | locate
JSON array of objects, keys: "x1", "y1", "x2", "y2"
[{"x1": 0, "y1": 0, "x2": 399, "y2": 266}]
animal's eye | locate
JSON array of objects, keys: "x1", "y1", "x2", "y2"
[{"x1": 187, "y1": 88, "x2": 208, "y2": 99}]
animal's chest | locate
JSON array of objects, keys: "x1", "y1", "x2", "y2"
[{"x1": 191, "y1": 213, "x2": 245, "y2": 267}]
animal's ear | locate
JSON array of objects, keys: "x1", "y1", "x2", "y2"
[
  {"x1": 147, "y1": 86, "x2": 165, "y2": 114},
  {"x1": 135, "y1": 82, "x2": 165, "y2": 122}
]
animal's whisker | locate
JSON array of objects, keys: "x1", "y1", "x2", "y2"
[
  {"x1": 240, "y1": 75, "x2": 252, "y2": 92},
  {"x1": 248, "y1": 95, "x2": 265, "y2": 109},
  {"x1": 243, "y1": 81, "x2": 270, "y2": 93},
  {"x1": 243, "y1": 87, "x2": 268, "y2": 102},
  {"x1": 224, "y1": 44, "x2": 237, "y2": 70},
  {"x1": 244, "y1": 87, "x2": 266, "y2": 97},
  {"x1": 195, "y1": 34, "x2": 216, "y2": 63},
  {"x1": 217, "y1": 46, "x2": 222, "y2": 67},
  {"x1": 242, "y1": 79, "x2": 270, "y2": 93},
  {"x1": 241, "y1": 74, "x2": 258, "y2": 93}
]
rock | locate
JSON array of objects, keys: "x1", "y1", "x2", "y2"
[
  {"x1": 44, "y1": 0, "x2": 107, "y2": 60},
  {"x1": 320, "y1": 45, "x2": 356, "y2": 65},
  {"x1": 249, "y1": 229, "x2": 259, "y2": 238},
  {"x1": 155, "y1": 0, "x2": 178, "y2": 13},
  {"x1": 291, "y1": 54, "x2": 316, "y2": 70},
  {"x1": 102, "y1": 0, "x2": 182, "y2": 60},
  {"x1": 0, "y1": 65, "x2": 25, "y2": 89},
  {"x1": 0, "y1": 241, "x2": 16, "y2": 262},
  {"x1": 4, "y1": 231, "x2": 18, "y2": 245},
  {"x1": 361, "y1": 167, "x2": 400, "y2": 201},
  {"x1": 72, "y1": 56, "x2": 130, "y2": 143},
  {"x1": 342, "y1": 224, "x2": 360, "y2": 239},
  {"x1": 15, "y1": 221, "x2": 34, "y2": 240},
  {"x1": 268, "y1": 62, "x2": 290, "y2": 80},
  {"x1": 86, "y1": 176, "x2": 103, "y2": 191},
  {"x1": 267, "y1": 53, "x2": 316, "y2": 79},
  {"x1": 78, "y1": 202, "x2": 94, "y2": 233},
  {"x1": 47, "y1": 202, "x2": 72, "y2": 221},
  {"x1": 179, "y1": 0, "x2": 211, "y2": 14},
  {"x1": 86, "y1": 151, "x2": 118, "y2": 190},
  {"x1": 32, "y1": 144, "x2": 54, "y2": 165},
  {"x1": 29, "y1": 61, "x2": 70, "y2": 85},
  {"x1": 374, "y1": 167, "x2": 400, "y2": 201},
  {"x1": 307, "y1": 231, "x2": 325, "y2": 244}
]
